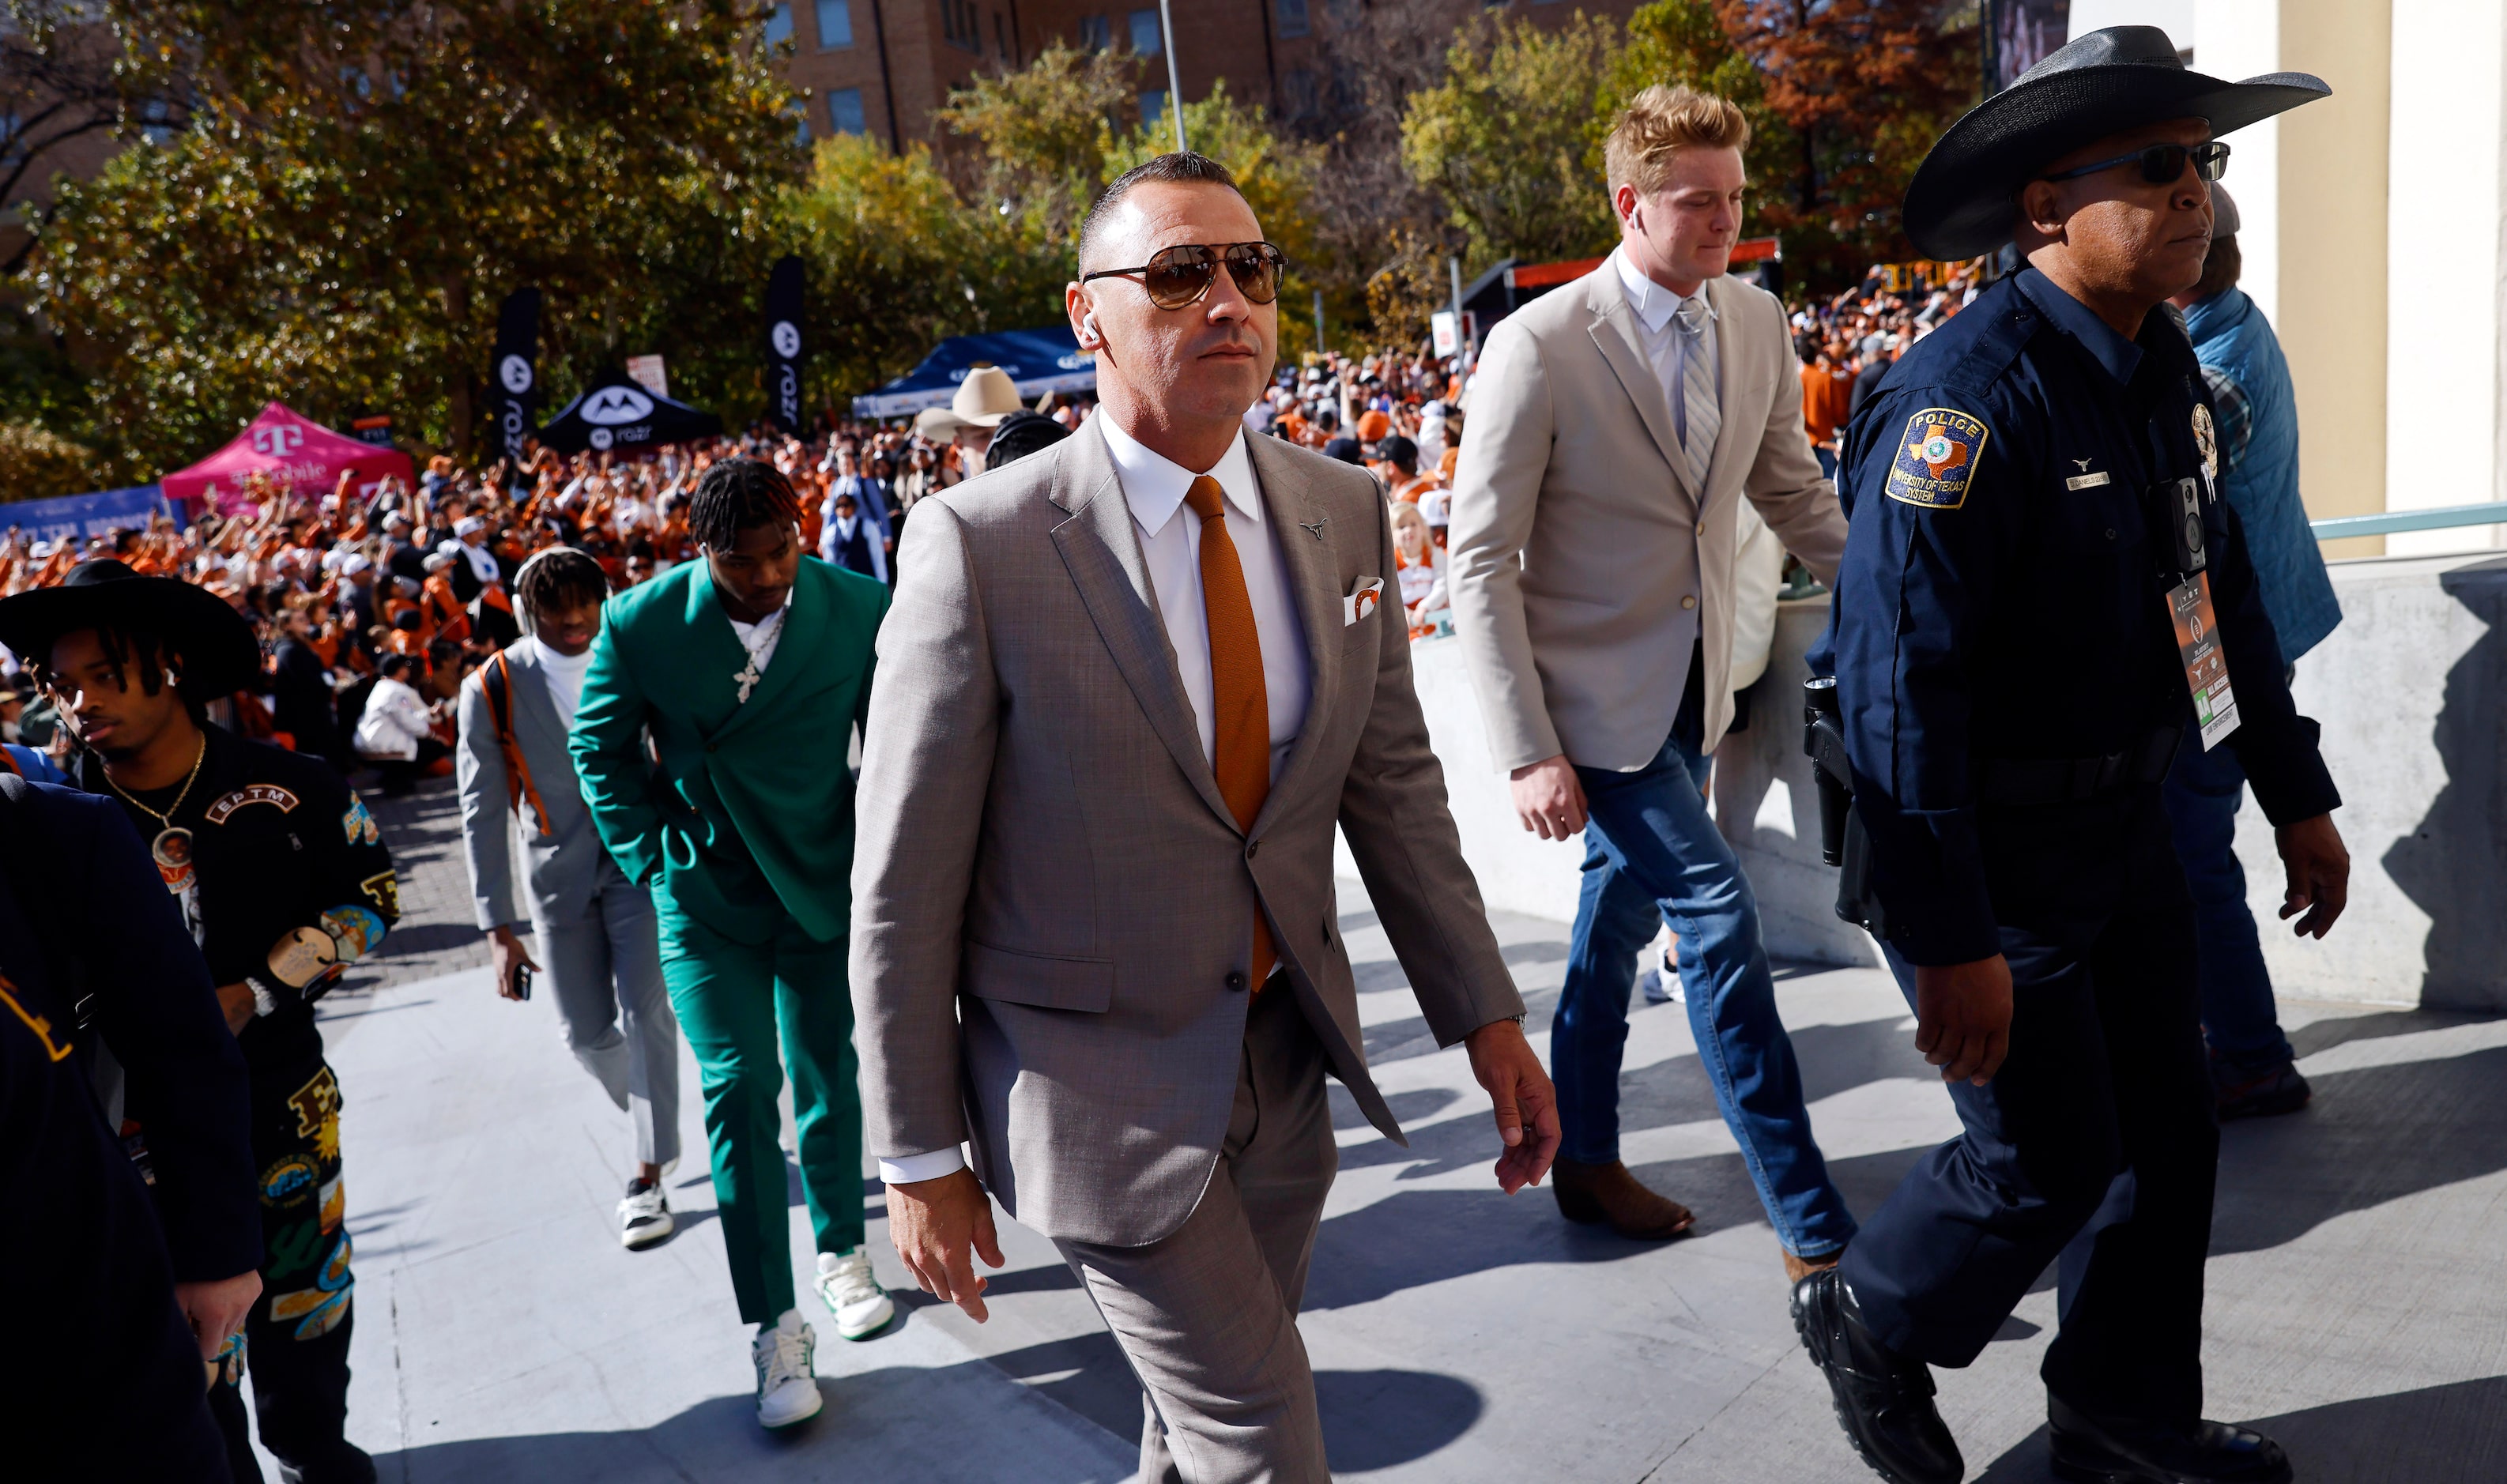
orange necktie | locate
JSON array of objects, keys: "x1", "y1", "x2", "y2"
[{"x1": 1185, "y1": 475, "x2": 1275, "y2": 989}]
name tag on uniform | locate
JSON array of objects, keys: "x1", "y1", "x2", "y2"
[
  {"x1": 2064, "y1": 470, "x2": 2110, "y2": 491},
  {"x1": 2168, "y1": 574, "x2": 2241, "y2": 750}
]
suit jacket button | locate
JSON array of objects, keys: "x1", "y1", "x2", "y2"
[
  {"x1": 1246, "y1": 839, "x2": 1261, "y2": 858},
  {"x1": 1224, "y1": 970, "x2": 1248, "y2": 991},
  {"x1": 1681, "y1": 594, "x2": 1698, "y2": 609},
  {"x1": 705, "y1": 743, "x2": 718, "y2": 753}
]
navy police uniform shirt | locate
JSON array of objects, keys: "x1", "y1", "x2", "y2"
[{"x1": 1821, "y1": 267, "x2": 2339, "y2": 966}]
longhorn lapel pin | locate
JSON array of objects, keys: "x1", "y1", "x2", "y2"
[{"x1": 1299, "y1": 517, "x2": 1329, "y2": 541}]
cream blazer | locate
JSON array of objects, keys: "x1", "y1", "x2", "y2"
[{"x1": 1448, "y1": 258, "x2": 1848, "y2": 771}]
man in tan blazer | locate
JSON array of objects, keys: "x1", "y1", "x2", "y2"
[
  {"x1": 1449, "y1": 85, "x2": 1857, "y2": 1275},
  {"x1": 853, "y1": 152, "x2": 1558, "y2": 1484}
]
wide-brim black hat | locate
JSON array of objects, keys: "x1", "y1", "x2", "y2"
[
  {"x1": 1904, "y1": 26, "x2": 2328, "y2": 261},
  {"x1": 0, "y1": 559, "x2": 263, "y2": 694}
]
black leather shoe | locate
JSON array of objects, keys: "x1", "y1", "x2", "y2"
[
  {"x1": 1790, "y1": 1268, "x2": 1964, "y2": 1484},
  {"x1": 2048, "y1": 1395, "x2": 2292, "y2": 1483}
]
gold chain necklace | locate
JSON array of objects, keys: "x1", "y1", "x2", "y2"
[{"x1": 105, "y1": 733, "x2": 209, "y2": 831}]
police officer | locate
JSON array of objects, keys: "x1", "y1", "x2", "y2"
[
  {"x1": 1793, "y1": 29, "x2": 2349, "y2": 1484},
  {"x1": 0, "y1": 560, "x2": 400, "y2": 1484}
]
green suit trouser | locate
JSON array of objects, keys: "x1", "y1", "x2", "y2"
[{"x1": 656, "y1": 891, "x2": 865, "y2": 1324}]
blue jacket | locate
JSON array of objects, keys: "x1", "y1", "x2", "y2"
[
  {"x1": 1819, "y1": 270, "x2": 2339, "y2": 966},
  {"x1": 2181, "y1": 287, "x2": 2340, "y2": 661}
]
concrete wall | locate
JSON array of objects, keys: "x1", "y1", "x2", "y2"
[{"x1": 1352, "y1": 556, "x2": 2507, "y2": 1011}]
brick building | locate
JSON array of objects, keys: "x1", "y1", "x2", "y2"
[{"x1": 770, "y1": 0, "x2": 1647, "y2": 151}]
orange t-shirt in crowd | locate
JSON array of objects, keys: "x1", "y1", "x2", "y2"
[
  {"x1": 1800, "y1": 362, "x2": 1834, "y2": 447},
  {"x1": 1356, "y1": 409, "x2": 1392, "y2": 443}
]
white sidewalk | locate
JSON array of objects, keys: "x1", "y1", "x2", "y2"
[{"x1": 305, "y1": 884, "x2": 2507, "y2": 1481}]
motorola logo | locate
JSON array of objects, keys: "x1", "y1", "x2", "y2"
[
  {"x1": 499, "y1": 354, "x2": 533, "y2": 395},
  {"x1": 771, "y1": 321, "x2": 802, "y2": 360},
  {"x1": 582, "y1": 386, "x2": 656, "y2": 425}
]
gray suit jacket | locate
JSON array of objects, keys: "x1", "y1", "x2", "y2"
[
  {"x1": 851, "y1": 416, "x2": 1523, "y2": 1247},
  {"x1": 1449, "y1": 259, "x2": 1848, "y2": 771},
  {"x1": 457, "y1": 640, "x2": 630, "y2": 930}
]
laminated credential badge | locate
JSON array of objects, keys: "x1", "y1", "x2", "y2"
[{"x1": 1886, "y1": 408, "x2": 1990, "y2": 510}]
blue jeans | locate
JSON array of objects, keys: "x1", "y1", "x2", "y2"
[
  {"x1": 1554, "y1": 729, "x2": 1857, "y2": 1258},
  {"x1": 2160, "y1": 722, "x2": 2295, "y2": 1067}
]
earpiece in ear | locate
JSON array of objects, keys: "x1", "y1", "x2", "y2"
[
  {"x1": 1080, "y1": 313, "x2": 1099, "y2": 346},
  {"x1": 163, "y1": 669, "x2": 178, "y2": 686}
]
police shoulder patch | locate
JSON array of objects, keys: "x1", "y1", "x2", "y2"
[{"x1": 1886, "y1": 407, "x2": 1991, "y2": 510}]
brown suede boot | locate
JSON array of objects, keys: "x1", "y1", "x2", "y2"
[
  {"x1": 1783, "y1": 1248, "x2": 1842, "y2": 1284},
  {"x1": 1550, "y1": 1158, "x2": 1696, "y2": 1240}
]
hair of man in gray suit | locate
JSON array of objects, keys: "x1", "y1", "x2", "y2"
[{"x1": 514, "y1": 547, "x2": 608, "y2": 656}]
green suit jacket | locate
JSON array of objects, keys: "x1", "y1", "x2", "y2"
[{"x1": 571, "y1": 558, "x2": 889, "y2": 944}]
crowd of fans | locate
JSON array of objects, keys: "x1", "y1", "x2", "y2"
[
  {"x1": 1789, "y1": 258, "x2": 1988, "y2": 475},
  {"x1": 0, "y1": 259, "x2": 1991, "y2": 782}
]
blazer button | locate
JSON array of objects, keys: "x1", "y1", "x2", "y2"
[
  {"x1": 1246, "y1": 839, "x2": 1261, "y2": 858},
  {"x1": 705, "y1": 743, "x2": 718, "y2": 753},
  {"x1": 1224, "y1": 970, "x2": 1249, "y2": 992},
  {"x1": 1681, "y1": 594, "x2": 1698, "y2": 610}
]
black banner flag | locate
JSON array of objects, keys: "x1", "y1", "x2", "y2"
[
  {"x1": 490, "y1": 287, "x2": 542, "y2": 463},
  {"x1": 765, "y1": 255, "x2": 804, "y2": 434}
]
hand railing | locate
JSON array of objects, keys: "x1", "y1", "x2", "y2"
[{"x1": 2311, "y1": 501, "x2": 2507, "y2": 541}]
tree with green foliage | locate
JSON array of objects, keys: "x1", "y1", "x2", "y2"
[
  {"x1": 931, "y1": 44, "x2": 1140, "y2": 246},
  {"x1": 787, "y1": 132, "x2": 1068, "y2": 401},
  {"x1": 33, "y1": 1, "x2": 797, "y2": 477},
  {"x1": 1399, "y1": 12, "x2": 1624, "y2": 273}
]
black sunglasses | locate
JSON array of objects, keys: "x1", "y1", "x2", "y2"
[
  {"x1": 2041, "y1": 140, "x2": 2230, "y2": 186},
  {"x1": 1080, "y1": 241, "x2": 1288, "y2": 311}
]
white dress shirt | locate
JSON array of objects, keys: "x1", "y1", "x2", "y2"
[
  {"x1": 1611, "y1": 247, "x2": 1719, "y2": 452},
  {"x1": 876, "y1": 412, "x2": 1314, "y2": 1189}
]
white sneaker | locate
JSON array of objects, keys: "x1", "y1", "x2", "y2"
[
  {"x1": 751, "y1": 1310, "x2": 823, "y2": 1429},
  {"x1": 814, "y1": 1247, "x2": 895, "y2": 1339},
  {"x1": 619, "y1": 1178, "x2": 673, "y2": 1249}
]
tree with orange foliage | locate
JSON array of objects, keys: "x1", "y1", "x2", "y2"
[{"x1": 1714, "y1": 0, "x2": 1978, "y2": 288}]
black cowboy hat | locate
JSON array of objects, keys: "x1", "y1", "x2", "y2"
[
  {"x1": 1903, "y1": 26, "x2": 2329, "y2": 261},
  {"x1": 0, "y1": 559, "x2": 263, "y2": 695}
]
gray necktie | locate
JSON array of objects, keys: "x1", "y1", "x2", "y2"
[{"x1": 1677, "y1": 295, "x2": 1719, "y2": 490}]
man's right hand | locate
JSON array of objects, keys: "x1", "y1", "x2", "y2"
[
  {"x1": 1509, "y1": 755, "x2": 1588, "y2": 841},
  {"x1": 888, "y1": 1167, "x2": 1005, "y2": 1322},
  {"x1": 172, "y1": 1269, "x2": 262, "y2": 1361},
  {"x1": 488, "y1": 926, "x2": 538, "y2": 1002},
  {"x1": 1912, "y1": 953, "x2": 2013, "y2": 1086}
]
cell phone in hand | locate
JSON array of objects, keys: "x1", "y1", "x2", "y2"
[{"x1": 512, "y1": 962, "x2": 533, "y2": 1001}]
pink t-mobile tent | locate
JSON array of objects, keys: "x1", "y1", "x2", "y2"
[{"x1": 159, "y1": 402, "x2": 415, "y2": 516}]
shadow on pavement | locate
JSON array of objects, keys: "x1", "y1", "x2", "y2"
[
  {"x1": 368, "y1": 1367, "x2": 1133, "y2": 1484},
  {"x1": 2211, "y1": 1041, "x2": 2507, "y2": 1258},
  {"x1": 1974, "y1": 1376, "x2": 2507, "y2": 1484}
]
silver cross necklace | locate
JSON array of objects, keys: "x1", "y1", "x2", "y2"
[{"x1": 733, "y1": 605, "x2": 787, "y2": 704}]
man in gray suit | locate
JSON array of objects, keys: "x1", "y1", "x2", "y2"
[
  {"x1": 853, "y1": 153, "x2": 1559, "y2": 1484},
  {"x1": 458, "y1": 548, "x2": 681, "y2": 1249}
]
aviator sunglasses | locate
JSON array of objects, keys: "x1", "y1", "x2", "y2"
[
  {"x1": 1080, "y1": 241, "x2": 1289, "y2": 311},
  {"x1": 2040, "y1": 140, "x2": 2230, "y2": 186}
]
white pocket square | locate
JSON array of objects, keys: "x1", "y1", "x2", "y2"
[{"x1": 1343, "y1": 578, "x2": 1385, "y2": 627}]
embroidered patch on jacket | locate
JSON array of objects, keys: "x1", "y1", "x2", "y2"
[
  {"x1": 341, "y1": 796, "x2": 379, "y2": 846},
  {"x1": 1886, "y1": 409, "x2": 1990, "y2": 510},
  {"x1": 360, "y1": 870, "x2": 401, "y2": 921},
  {"x1": 205, "y1": 784, "x2": 300, "y2": 823}
]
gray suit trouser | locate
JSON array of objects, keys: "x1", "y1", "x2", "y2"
[
  {"x1": 1055, "y1": 984, "x2": 1337, "y2": 1484},
  {"x1": 535, "y1": 880, "x2": 681, "y2": 1169}
]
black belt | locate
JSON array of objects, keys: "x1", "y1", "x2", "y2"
[{"x1": 1977, "y1": 725, "x2": 2182, "y2": 807}]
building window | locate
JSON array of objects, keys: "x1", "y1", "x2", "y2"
[
  {"x1": 827, "y1": 86, "x2": 867, "y2": 135},
  {"x1": 944, "y1": 0, "x2": 979, "y2": 51},
  {"x1": 1128, "y1": 8, "x2": 1163, "y2": 56},
  {"x1": 1140, "y1": 89, "x2": 1167, "y2": 130},
  {"x1": 791, "y1": 100, "x2": 812, "y2": 145},
  {"x1": 139, "y1": 98, "x2": 182, "y2": 147},
  {"x1": 764, "y1": 2, "x2": 794, "y2": 47},
  {"x1": 995, "y1": 11, "x2": 1009, "y2": 59},
  {"x1": 815, "y1": 0, "x2": 852, "y2": 47},
  {"x1": 1280, "y1": 68, "x2": 1316, "y2": 120},
  {"x1": 1277, "y1": 0, "x2": 1308, "y2": 38},
  {"x1": 1079, "y1": 14, "x2": 1111, "y2": 51}
]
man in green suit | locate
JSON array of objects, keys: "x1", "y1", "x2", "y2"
[{"x1": 571, "y1": 457, "x2": 894, "y2": 1431}]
